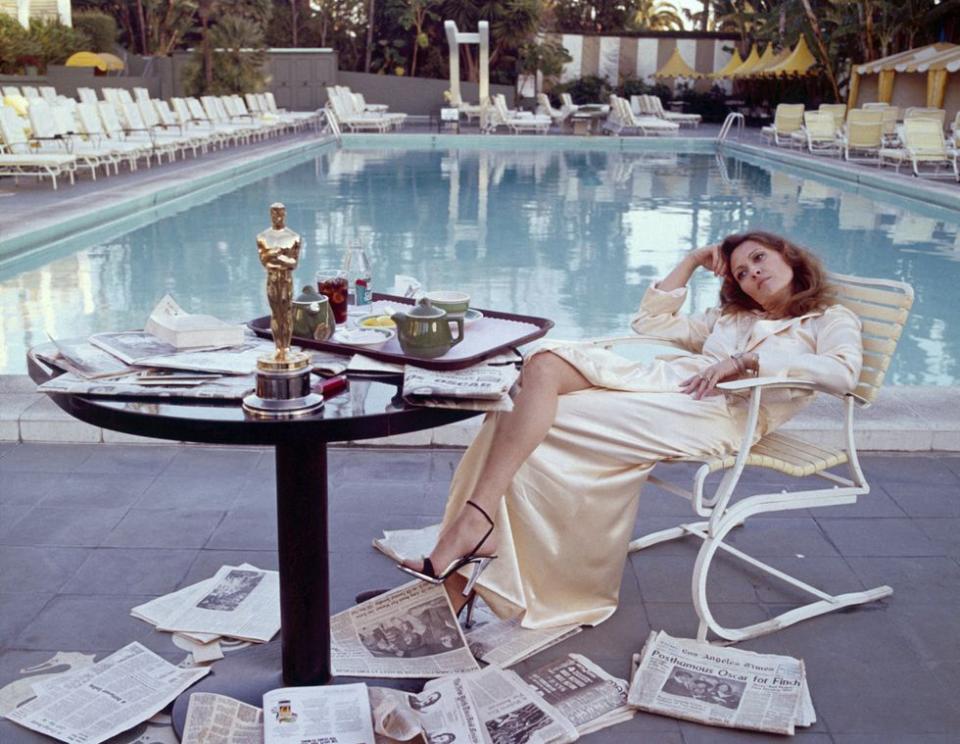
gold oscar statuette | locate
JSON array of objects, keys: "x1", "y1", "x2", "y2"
[{"x1": 242, "y1": 203, "x2": 323, "y2": 416}]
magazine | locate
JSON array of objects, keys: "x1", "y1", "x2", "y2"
[
  {"x1": 43, "y1": 336, "x2": 136, "y2": 379},
  {"x1": 38, "y1": 372, "x2": 256, "y2": 400}
]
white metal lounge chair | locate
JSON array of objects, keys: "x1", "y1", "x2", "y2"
[
  {"x1": 27, "y1": 99, "x2": 112, "y2": 179},
  {"x1": 536, "y1": 94, "x2": 570, "y2": 124},
  {"x1": 606, "y1": 96, "x2": 679, "y2": 136},
  {"x1": 592, "y1": 272, "x2": 913, "y2": 642},
  {"x1": 488, "y1": 94, "x2": 551, "y2": 134},
  {"x1": 791, "y1": 110, "x2": 842, "y2": 156},
  {"x1": 0, "y1": 107, "x2": 77, "y2": 189},
  {"x1": 75, "y1": 103, "x2": 147, "y2": 171},
  {"x1": 761, "y1": 103, "x2": 804, "y2": 146},
  {"x1": 880, "y1": 118, "x2": 959, "y2": 180},
  {"x1": 842, "y1": 109, "x2": 883, "y2": 163},
  {"x1": 638, "y1": 94, "x2": 702, "y2": 128}
]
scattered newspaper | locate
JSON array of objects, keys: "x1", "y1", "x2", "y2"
[
  {"x1": 371, "y1": 677, "x2": 485, "y2": 744},
  {"x1": 400, "y1": 362, "x2": 519, "y2": 411},
  {"x1": 331, "y1": 582, "x2": 481, "y2": 678},
  {"x1": 347, "y1": 353, "x2": 403, "y2": 375},
  {"x1": 311, "y1": 351, "x2": 351, "y2": 376},
  {"x1": 627, "y1": 631, "x2": 815, "y2": 736},
  {"x1": 263, "y1": 684, "x2": 375, "y2": 744},
  {"x1": 464, "y1": 603, "x2": 581, "y2": 669},
  {"x1": 440, "y1": 666, "x2": 578, "y2": 744},
  {"x1": 521, "y1": 654, "x2": 634, "y2": 736},
  {"x1": 42, "y1": 337, "x2": 136, "y2": 379},
  {"x1": 372, "y1": 665, "x2": 578, "y2": 744},
  {"x1": 137, "y1": 340, "x2": 282, "y2": 375},
  {"x1": 4, "y1": 642, "x2": 208, "y2": 744},
  {"x1": 38, "y1": 372, "x2": 256, "y2": 400},
  {"x1": 155, "y1": 565, "x2": 280, "y2": 643},
  {"x1": 89, "y1": 331, "x2": 178, "y2": 364},
  {"x1": 372, "y1": 524, "x2": 441, "y2": 563},
  {"x1": 144, "y1": 294, "x2": 244, "y2": 349},
  {"x1": 402, "y1": 365, "x2": 519, "y2": 401},
  {"x1": 182, "y1": 693, "x2": 263, "y2": 744}
]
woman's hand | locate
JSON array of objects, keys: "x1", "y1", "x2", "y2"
[
  {"x1": 680, "y1": 356, "x2": 742, "y2": 399},
  {"x1": 689, "y1": 243, "x2": 727, "y2": 278}
]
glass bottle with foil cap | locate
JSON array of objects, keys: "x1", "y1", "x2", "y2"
[{"x1": 342, "y1": 239, "x2": 372, "y2": 308}]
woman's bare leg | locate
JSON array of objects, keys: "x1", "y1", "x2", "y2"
[{"x1": 404, "y1": 352, "x2": 592, "y2": 587}]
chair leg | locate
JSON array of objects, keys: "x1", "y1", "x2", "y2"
[{"x1": 689, "y1": 507, "x2": 892, "y2": 643}]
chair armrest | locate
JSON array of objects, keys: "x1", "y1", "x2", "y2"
[{"x1": 717, "y1": 376, "x2": 866, "y2": 403}]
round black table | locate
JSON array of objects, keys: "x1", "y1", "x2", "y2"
[{"x1": 27, "y1": 348, "x2": 480, "y2": 733}]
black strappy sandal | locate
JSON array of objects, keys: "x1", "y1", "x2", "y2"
[{"x1": 398, "y1": 500, "x2": 497, "y2": 597}]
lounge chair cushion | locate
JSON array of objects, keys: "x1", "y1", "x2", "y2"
[{"x1": 3, "y1": 94, "x2": 29, "y2": 116}]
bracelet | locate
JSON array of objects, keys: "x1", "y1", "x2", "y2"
[{"x1": 731, "y1": 352, "x2": 748, "y2": 375}]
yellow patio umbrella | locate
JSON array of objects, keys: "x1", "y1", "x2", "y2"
[
  {"x1": 765, "y1": 36, "x2": 818, "y2": 77},
  {"x1": 97, "y1": 53, "x2": 126, "y2": 72},
  {"x1": 654, "y1": 47, "x2": 703, "y2": 79},
  {"x1": 710, "y1": 49, "x2": 745, "y2": 79},
  {"x1": 65, "y1": 51, "x2": 108, "y2": 71},
  {"x1": 734, "y1": 44, "x2": 778, "y2": 78},
  {"x1": 751, "y1": 48, "x2": 791, "y2": 77},
  {"x1": 727, "y1": 45, "x2": 762, "y2": 78}
]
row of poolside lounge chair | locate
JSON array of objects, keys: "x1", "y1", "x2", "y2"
[
  {"x1": 762, "y1": 102, "x2": 960, "y2": 181},
  {"x1": 325, "y1": 86, "x2": 406, "y2": 132},
  {"x1": 0, "y1": 85, "x2": 322, "y2": 189}
]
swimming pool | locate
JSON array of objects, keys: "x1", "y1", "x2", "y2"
[{"x1": 2, "y1": 143, "x2": 958, "y2": 383}]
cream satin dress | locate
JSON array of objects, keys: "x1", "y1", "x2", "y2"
[{"x1": 441, "y1": 285, "x2": 863, "y2": 629}]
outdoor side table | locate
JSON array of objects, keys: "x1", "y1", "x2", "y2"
[{"x1": 27, "y1": 348, "x2": 481, "y2": 735}]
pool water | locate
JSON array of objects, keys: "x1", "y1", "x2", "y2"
[{"x1": 2, "y1": 147, "x2": 958, "y2": 383}]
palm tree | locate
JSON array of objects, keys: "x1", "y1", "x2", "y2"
[{"x1": 631, "y1": 0, "x2": 685, "y2": 30}]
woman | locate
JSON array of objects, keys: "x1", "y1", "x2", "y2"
[{"x1": 401, "y1": 231, "x2": 863, "y2": 628}]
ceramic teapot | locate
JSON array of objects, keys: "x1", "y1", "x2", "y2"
[
  {"x1": 292, "y1": 285, "x2": 335, "y2": 341},
  {"x1": 392, "y1": 298, "x2": 464, "y2": 358}
]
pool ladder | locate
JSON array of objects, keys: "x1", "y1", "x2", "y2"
[
  {"x1": 322, "y1": 106, "x2": 342, "y2": 143},
  {"x1": 717, "y1": 112, "x2": 744, "y2": 143}
]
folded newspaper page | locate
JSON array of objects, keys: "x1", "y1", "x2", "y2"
[
  {"x1": 627, "y1": 631, "x2": 813, "y2": 736},
  {"x1": 43, "y1": 337, "x2": 136, "y2": 379},
  {"x1": 131, "y1": 563, "x2": 263, "y2": 648},
  {"x1": 38, "y1": 372, "x2": 255, "y2": 400},
  {"x1": 89, "y1": 331, "x2": 178, "y2": 364},
  {"x1": 156, "y1": 565, "x2": 280, "y2": 643},
  {"x1": 464, "y1": 603, "x2": 581, "y2": 669},
  {"x1": 371, "y1": 676, "x2": 485, "y2": 744},
  {"x1": 521, "y1": 654, "x2": 634, "y2": 736},
  {"x1": 372, "y1": 524, "x2": 441, "y2": 564},
  {"x1": 138, "y1": 340, "x2": 283, "y2": 375},
  {"x1": 182, "y1": 692, "x2": 263, "y2": 744},
  {"x1": 331, "y1": 581, "x2": 481, "y2": 678},
  {"x1": 263, "y1": 684, "x2": 375, "y2": 744},
  {"x1": 431, "y1": 666, "x2": 579, "y2": 744},
  {"x1": 5, "y1": 642, "x2": 209, "y2": 744},
  {"x1": 402, "y1": 365, "x2": 520, "y2": 401}
]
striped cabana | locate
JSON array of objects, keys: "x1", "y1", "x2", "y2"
[{"x1": 849, "y1": 43, "x2": 956, "y2": 109}]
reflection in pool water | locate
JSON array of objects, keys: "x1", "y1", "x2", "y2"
[{"x1": 2, "y1": 148, "x2": 958, "y2": 383}]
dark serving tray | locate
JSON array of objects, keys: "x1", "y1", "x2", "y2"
[{"x1": 249, "y1": 293, "x2": 554, "y2": 371}]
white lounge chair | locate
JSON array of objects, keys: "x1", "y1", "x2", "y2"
[
  {"x1": 635, "y1": 94, "x2": 702, "y2": 128},
  {"x1": 27, "y1": 99, "x2": 111, "y2": 179},
  {"x1": 76, "y1": 103, "x2": 147, "y2": 171},
  {"x1": 0, "y1": 107, "x2": 77, "y2": 189},
  {"x1": 606, "y1": 96, "x2": 679, "y2": 136},
  {"x1": 791, "y1": 110, "x2": 842, "y2": 156},
  {"x1": 880, "y1": 118, "x2": 959, "y2": 180},
  {"x1": 536, "y1": 93, "x2": 571, "y2": 125},
  {"x1": 488, "y1": 94, "x2": 551, "y2": 134},
  {"x1": 593, "y1": 272, "x2": 913, "y2": 642},
  {"x1": 842, "y1": 109, "x2": 883, "y2": 163},
  {"x1": 761, "y1": 103, "x2": 805, "y2": 146}
]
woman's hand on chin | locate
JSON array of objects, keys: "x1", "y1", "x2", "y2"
[
  {"x1": 690, "y1": 243, "x2": 727, "y2": 278},
  {"x1": 679, "y1": 356, "x2": 741, "y2": 399}
]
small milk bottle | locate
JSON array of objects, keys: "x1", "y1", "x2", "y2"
[{"x1": 342, "y1": 239, "x2": 372, "y2": 308}]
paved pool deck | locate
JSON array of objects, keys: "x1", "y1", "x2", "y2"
[{"x1": 0, "y1": 442, "x2": 958, "y2": 743}]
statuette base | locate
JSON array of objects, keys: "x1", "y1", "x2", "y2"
[{"x1": 243, "y1": 362, "x2": 323, "y2": 417}]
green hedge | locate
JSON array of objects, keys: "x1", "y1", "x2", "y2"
[{"x1": 0, "y1": 16, "x2": 90, "y2": 74}]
